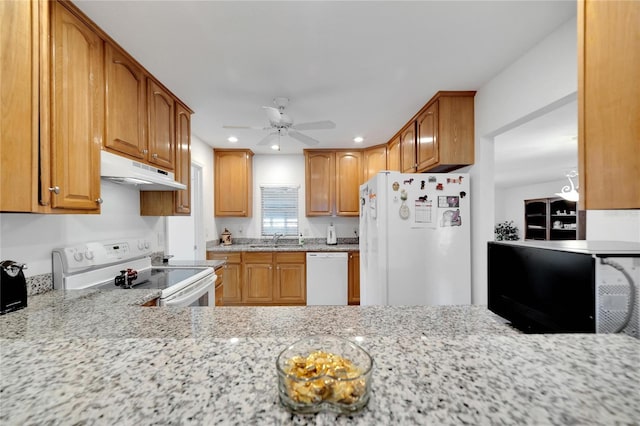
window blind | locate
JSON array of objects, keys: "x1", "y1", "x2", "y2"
[{"x1": 261, "y1": 185, "x2": 299, "y2": 236}]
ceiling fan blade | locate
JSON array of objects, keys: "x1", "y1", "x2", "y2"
[
  {"x1": 289, "y1": 130, "x2": 319, "y2": 146},
  {"x1": 222, "y1": 125, "x2": 263, "y2": 130},
  {"x1": 291, "y1": 120, "x2": 336, "y2": 131},
  {"x1": 262, "y1": 106, "x2": 282, "y2": 124},
  {"x1": 257, "y1": 132, "x2": 280, "y2": 146}
]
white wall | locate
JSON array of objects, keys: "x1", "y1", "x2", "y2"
[
  {"x1": 471, "y1": 17, "x2": 578, "y2": 304},
  {"x1": 587, "y1": 211, "x2": 640, "y2": 242},
  {"x1": 0, "y1": 181, "x2": 163, "y2": 277},
  {"x1": 495, "y1": 179, "x2": 567, "y2": 238},
  {"x1": 215, "y1": 154, "x2": 358, "y2": 243}
]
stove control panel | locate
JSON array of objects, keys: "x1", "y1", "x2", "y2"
[{"x1": 52, "y1": 238, "x2": 152, "y2": 273}]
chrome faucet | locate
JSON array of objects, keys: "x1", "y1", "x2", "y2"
[{"x1": 272, "y1": 233, "x2": 283, "y2": 245}]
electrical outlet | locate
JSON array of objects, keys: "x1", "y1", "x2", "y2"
[
  {"x1": 238, "y1": 225, "x2": 243, "y2": 234},
  {"x1": 353, "y1": 227, "x2": 358, "y2": 237}
]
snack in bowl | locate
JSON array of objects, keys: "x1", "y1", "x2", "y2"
[{"x1": 276, "y1": 335, "x2": 373, "y2": 414}]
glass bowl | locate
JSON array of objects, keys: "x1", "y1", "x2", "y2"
[{"x1": 276, "y1": 335, "x2": 373, "y2": 414}]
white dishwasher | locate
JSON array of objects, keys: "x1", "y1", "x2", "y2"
[{"x1": 306, "y1": 252, "x2": 348, "y2": 305}]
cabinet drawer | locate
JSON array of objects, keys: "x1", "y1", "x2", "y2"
[
  {"x1": 243, "y1": 252, "x2": 273, "y2": 263},
  {"x1": 207, "y1": 252, "x2": 241, "y2": 263},
  {"x1": 276, "y1": 252, "x2": 305, "y2": 263}
]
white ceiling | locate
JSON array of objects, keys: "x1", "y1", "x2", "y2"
[
  {"x1": 494, "y1": 100, "x2": 578, "y2": 188},
  {"x1": 74, "y1": 0, "x2": 577, "y2": 179}
]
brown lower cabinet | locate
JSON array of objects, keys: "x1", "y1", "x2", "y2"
[
  {"x1": 348, "y1": 252, "x2": 360, "y2": 305},
  {"x1": 207, "y1": 251, "x2": 306, "y2": 305},
  {"x1": 214, "y1": 266, "x2": 224, "y2": 306}
]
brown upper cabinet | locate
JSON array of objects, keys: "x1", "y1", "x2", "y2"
[
  {"x1": 214, "y1": 149, "x2": 254, "y2": 217},
  {"x1": 140, "y1": 101, "x2": 192, "y2": 216},
  {"x1": 104, "y1": 43, "x2": 146, "y2": 160},
  {"x1": 173, "y1": 102, "x2": 192, "y2": 214},
  {"x1": 1, "y1": 0, "x2": 191, "y2": 214},
  {"x1": 335, "y1": 151, "x2": 362, "y2": 216},
  {"x1": 305, "y1": 150, "x2": 361, "y2": 217},
  {"x1": 1, "y1": 0, "x2": 102, "y2": 213},
  {"x1": 387, "y1": 136, "x2": 401, "y2": 172},
  {"x1": 400, "y1": 122, "x2": 417, "y2": 173},
  {"x1": 392, "y1": 91, "x2": 475, "y2": 174},
  {"x1": 147, "y1": 78, "x2": 175, "y2": 170},
  {"x1": 578, "y1": 0, "x2": 640, "y2": 209},
  {"x1": 49, "y1": 1, "x2": 104, "y2": 211},
  {"x1": 104, "y1": 42, "x2": 183, "y2": 174},
  {"x1": 304, "y1": 150, "x2": 335, "y2": 216},
  {"x1": 362, "y1": 144, "x2": 387, "y2": 183},
  {"x1": 416, "y1": 101, "x2": 438, "y2": 170}
]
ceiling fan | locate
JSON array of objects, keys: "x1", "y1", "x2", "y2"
[{"x1": 223, "y1": 97, "x2": 336, "y2": 147}]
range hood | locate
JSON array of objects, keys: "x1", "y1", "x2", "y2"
[{"x1": 100, "y1": 150, "x2": 187, "y2": 191}]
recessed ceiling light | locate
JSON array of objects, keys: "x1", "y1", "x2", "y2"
[
  {"x1": 228, "y1": 136, "x2": 238, "y2": 143},
  {"x1": 354, "y1": 136, "x2": 364, "y2": 143},
  {"x1": 271, "y1": 144, "x2": 280, "y2": 151}
]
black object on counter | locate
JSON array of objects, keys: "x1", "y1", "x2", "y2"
[{"x1": 0, "y1": 260, "x2": 28, "y2": 315}]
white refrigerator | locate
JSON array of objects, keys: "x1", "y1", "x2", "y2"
[{"x1": 359, "y1": 171, "x2": 471, "y2": 305}]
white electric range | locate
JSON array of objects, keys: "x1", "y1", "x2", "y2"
[{"x1": 52, "y1": 238, "x2": 216, "y2": 307}]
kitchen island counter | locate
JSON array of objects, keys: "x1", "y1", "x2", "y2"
[{"x1": 1, "y1": 291, "x2": 638, "y2": 425}]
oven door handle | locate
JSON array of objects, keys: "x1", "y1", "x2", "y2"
[{"x1": 162, "y1": 274, "x2": 216, "y2": 307}]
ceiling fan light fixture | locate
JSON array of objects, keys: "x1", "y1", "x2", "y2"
[
  {"x1": 271, "y1": 144, "x2": 280, "y2": 151},
  {"x1": 354, "y1": 136, "x2": 364, "y2": 143},
  {"x1": 555, "y1": 170, "x2": 579, "y2": 201},
  {"x1": 227, "y1": 136, "x2": 238, "y2": 143}
]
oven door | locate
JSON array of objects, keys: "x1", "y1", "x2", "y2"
[{"x1": 159, "y1": 273, "x2": 216, "y2": 307}]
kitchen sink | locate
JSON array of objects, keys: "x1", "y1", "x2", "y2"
[{"x1": 249, "y1": 244, "x2": 277, "y2": 248}]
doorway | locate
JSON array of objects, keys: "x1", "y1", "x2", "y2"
[{"x1": 165, "y1": 162, "x2": 205, "y2": 260}]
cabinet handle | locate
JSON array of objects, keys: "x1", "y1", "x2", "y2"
[
  {"x1": 142, "y1": 149, "x2": 148, "y2": 154},
  {"x1": 152, "y1": 153, "x2": 158, "y2": 159},
  {"x1": 48, "y1": 186, "x2": 60, "y2": 194},
  {"x1": 96, "y1": 198, "x2": 103, "y2": 204}
]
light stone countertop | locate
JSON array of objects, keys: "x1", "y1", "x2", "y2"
[
  {"x1": 206, "y1": 238, "x2": 359, "y2": 253},
  {"x1": 1, "y1": 289, "x2": 639, "y2": 425}
]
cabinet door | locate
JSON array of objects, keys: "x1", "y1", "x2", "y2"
[
  {"x1": 147, "y1": 78, "x2": 175, "y2": 170},
  {"x1": 387, "y1": 136, "x2": 401, "y2": 172},
  {"x1": 348, "y1": 252, "x2": 360, "y2": 305},
  {"x1": 214, "y1": 268, "x2": 224, "y2": 306},
  {"x1": 214, "y1": 149, "x2": 253, "y2": 217},
  {"x1": 49, "y1": 2, "x2": 103, "y2": 211},
  {"x1": 174, "y1": 102, "x2": 191, "y2": 214},
  {"x1": 0, "y1": 0, "x2": 39, "y2": 212},
  {"x1": 305, "y1": 151, "x2": 335, "y2": 216},
  {"x1": 243, "y1": 263, "x2": 273, "y2": 303},
  {"x1": 400, "y1": 122, "x2": 417, "y2": 173},
  {"x1": 335, "y1": 151, "x2": 362, "y2": 216},
  {"x1": 104, "y1": 42, "x2": 146, "y2": 160},
  {"x1": 579, "y1": 0, "x2": 640, "y2": 209},
  {"x1": 416, "y1": 101, "x2": 438, "y2": 171},
  {"x1": 207, "y1": 252, "x2": 242, "y2": 304},
  {"x1": 363, "y1": 145, "x2": 387, "y2": 183},
  {"x1": 223, "y1": 263, "x2": 242, "y2": 303},
  {"x1": 274, "y1": 253, "x2": 306, "y2": 305}
]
